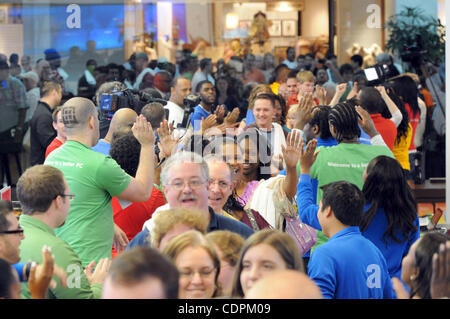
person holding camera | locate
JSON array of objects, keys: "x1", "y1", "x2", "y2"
[{"x1": 164, "y1": 76, "x2": 192, "y2": 132}]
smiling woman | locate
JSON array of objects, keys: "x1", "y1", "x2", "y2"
[{"x1": 162, "y1": 230, "x2": 221, "y2": 299}]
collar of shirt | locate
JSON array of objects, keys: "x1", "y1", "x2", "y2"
[
  {"x1": 328, "y1": 226, "x2": 361, "y2": 242},
  {"x1": 19, "y1": 214, "x2": 55, "y2": 236},
  {"x1": 38, "y1": 101, "x2": 52, "y2": 113}
]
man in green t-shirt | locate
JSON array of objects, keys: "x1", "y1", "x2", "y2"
[
  {"x1": 308, "y1": 103, "x2": 394, "y2": 252},
  {"x1": 17, "y1": 164, "x2": 110, "y2": 298},
  {"x1": 45, "y1": 97, "x2": 155, "y2": 266}
]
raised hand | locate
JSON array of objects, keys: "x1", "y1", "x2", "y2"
[
  {"x1": 281, "y1": 130, "x2": 302, "y2": 170},
  {"x1": 200, "y1": 114, "x2": 217, "y2": 135},
  {"x1": 214, "y1": 105, "x2": 226, "y2": 122},
  {"x1": 157, "y1": 119, "x2": 178, "y2": 159},
  {"x1": 28, "y1": 245, "x2": 56, "y2": 299},
  {"x1": 224, "y1": 107, "x2": 240, "y2": 127},
  {"x1": 132, "y1": 114, "x2": 155, "y2": 147},
  {"x1": 84, "y1": 258, "x2": 111, "y2": 286},
  {"x1": 355, "y1": 105, "x2": 378, "y2": 138},
  {"x1": 295, "y1": 93, "x2": 315, "y2": 130},
  {"x1": 314, "y1": 86, "x2": 327, "y2": 105},
  {"x1": 299, "y1": 138, "x2": 319, "y2": 175},
  {"x1": 430, "y1": 241, "x2": 450, "y2": 299}
]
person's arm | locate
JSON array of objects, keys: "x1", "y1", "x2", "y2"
[
  {"x1": 414, "y1": 98, "x2": 427, "y2": 148},
  {"x1": 329, "y1": 83, "x2": 347, "y2": 106},
  {"x1": 325, "y1": 60, "x2": 344, "y2": 83},
  {"x1": 355, "y1": 106, "x2": 388, "y2": 147},
  {"x1": 376, "y1": 86, "x2": 402, "y2": 127},
  {"x1": 294, "y1": 93, "x2": 315, "y2": 131},
  {"x1": 297, "y1": 139, "x2": 321, "y2": 230},
  {"x1": 117, "y1": 115, "x2": 155, "y2": 202},
  {"x1": 281, "y1": 130, "x2": 302, "y2": 200}
]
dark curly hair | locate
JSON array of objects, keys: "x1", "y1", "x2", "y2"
[{"x1": 109, "y1": 133, "x2": 141, "y2": 177}]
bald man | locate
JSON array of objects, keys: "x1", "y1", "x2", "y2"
[
  {"x1": 244, "y1": 270, "x2": 323, "y2": 299},
  {"x1": 92, "y1": 108, "x2": 138, "y2": 155},
  {"x1": 45, "y1": 97, "x2": 155, "y2": 266}
]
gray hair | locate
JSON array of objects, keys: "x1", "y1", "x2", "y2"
[
  {"x1": 203, "y1": 154, "x2": 236, "y2": 182},
  {"x1": 160, "y1": 151, "x2": 209, "y2": 186}
]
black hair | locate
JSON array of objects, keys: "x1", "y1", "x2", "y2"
[
  {"x1": 237, "y1": 129, "x2": 272, "y2": 181},
  {"x1": 320, "y1": 181, "x2": 365, "y2": 226},
  {"x1": 0, "y1": 258, "x2": 16, "y2": 298},
  {"x1": 199, "y1": 58, "x2": 212, "y2": 71},
  {"x1": 273, "y1": 94, "x2": 287, "y2": 126},
  {"x1": 383, "y1": 87, "x2": 410, "y2": 143},
  {"x1": 350, "y1": 54, "x2": 363, "y2": 67},
  {"x1": 195, "y1": 80, "x2": 213, "y2": 94},
  {"x1": 361, "y1": 156, "x2": 418, "y2": 245},
  {"x1": 410, "y1": 232, "x2": 449, "y2": 299},
  {"x1": 358, "y1": 87, "x2": 386, "y2": 114},
  {"x1": 339, "y1": 63, "x2": 354, "y2": 75},
  {"x1": 308, "y1": 105, "x2": 333, "y2": 140},
  {"x1": 110, "y1": 133, "x2": 141, "y2": 177},
  {"x1": 328, "y1": 102, "x2": 361, "y2": 143},
  {"x1": 391, "y1": 76, "x2": 421, "y2": 117},
  {"x1": 86, "y1": 59, "x2": 97, "y2": 67},
  {"x1": 287, "y1": 70, "x2": 298, "y2": 79}
]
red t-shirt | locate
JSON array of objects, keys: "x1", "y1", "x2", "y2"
[
  {"x1": 370, "y1": 114, "x2": 397, "y2": 152},
  {"x1": 111, "y1": 187, "x2": 166, "y2": 257},
  {"x1": 405, "y1": 103, "x2": 420, "y2": 151},
  {"x1": 45, "y1": 137, "x2": 63, "y2": 159},
  {"x1": 287, "y1": 94, "x2": 319, "y2": 108}
]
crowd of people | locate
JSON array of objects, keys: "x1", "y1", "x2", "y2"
[{"x1": 0, "y1": 42, "x2": 448, "y2": 300}]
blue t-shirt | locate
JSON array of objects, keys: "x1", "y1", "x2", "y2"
[
  {"x1": 91, "y1": 139, "x2": 111, "y2": 156},
  {"x1": 190, "y1": 105, "x2": 212, "y2": 132},
  {"x1": 308, "y1": 226, "x2": 394, "y2": 299},
  {"x1": 245, "y1": 109, "x2": 255, "y2": 126}
]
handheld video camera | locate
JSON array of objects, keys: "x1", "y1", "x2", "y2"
[
  {"x1": 178, "y1": 94, "x2": 201, "y2": 128},
  {"x1": 363, "y1": 63, "x2": 391, "y2": 86},
  {"x1": 99, "y1": 88, "x2": 167, "y2": 119}
]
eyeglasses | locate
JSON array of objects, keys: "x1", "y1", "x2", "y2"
[
  {"x1": 0, "y1": 228, "x2": 24, "y2": 235},
  {"x1": 58, "y1": 194, "x2": 75, "y2": 201},
  {"x1": 167, "y1": 179, "x2": 205, "y2": 191},
  {"x1": 179, "y1": 268, "x2": 216, "y2": 279},
  {"x1": 209, "y1": 179, "x2": 231, "y2": 190}
]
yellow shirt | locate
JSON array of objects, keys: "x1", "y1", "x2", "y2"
[
  {"x1": 392, "y1": 123, "x2": 413, "y2": 171},
  {"x1": 270, "y1": 82, "x2": 280, "y2": 95}
]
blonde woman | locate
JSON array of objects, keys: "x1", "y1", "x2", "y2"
[{"x1": 163, "y1": 230, "x2": 221, "y2": 299}]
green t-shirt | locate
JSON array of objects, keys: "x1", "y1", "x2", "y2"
[
  {"x1": 310, "y1": 142, "x2": 394, "y2": 204},
  {"x1": 45, "y1": 140, "x2": 131, "y2": 266},
  {"x1": 309, "y1": 142, "x2": 393, "y2": 253},
  {"x1": 19, "y1": 215, "x2": 102, "y2": 299}
]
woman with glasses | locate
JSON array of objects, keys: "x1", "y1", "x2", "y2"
[{"x1": 163, "y1": 230, "x2": 221, "y2": 299}]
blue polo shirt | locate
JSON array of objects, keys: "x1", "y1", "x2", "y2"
[
  {"x1": 92, "y1": 139, "x2": 111, "y2": 156},
  {"x1": 308, "y1": 226, "x2": 394, "y2": 299},
  {"x1": 190, "y1": 105, "x2": 212, "y2": 132},
  {"x1": 297, "y1": 174, "x2": 420, "y2": 281}
]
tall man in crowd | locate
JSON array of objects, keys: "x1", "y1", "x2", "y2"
[
  {"x1": 45, "y1": 97, "x2": 155, "y2": 266},
  {"x1": 164, "y1": 76, "x2": 192, "y2": 130}
]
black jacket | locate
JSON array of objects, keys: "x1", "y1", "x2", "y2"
[{"x1": 30, "y1": 101, "x2": 56, "y2": 165}]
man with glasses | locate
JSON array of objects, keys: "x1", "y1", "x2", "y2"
[
  {"x1": 127, "y1": 151, "x2": 253, "y2": 249},
  {"x1": 45, "y1": 97, "x2": 155, "y2": 267},
  {"x1": 16, "y1": 164, "x2": 110, "y2": 299},
  {"x1": 0, "y1": 200, "x2": 24, "y2": 265}
]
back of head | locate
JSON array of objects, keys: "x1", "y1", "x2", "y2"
[
  {"x1": 320, "y1": 181, "x2": 365, "y2": 226},
  {"x1": 94, "y1": 81, "x2": 127, "y2": 107},
  {"x1": 361, "y1": 155, "x2": 417, "y2": 244},
  {"x1": 412, "y1": 232, "x2": 449, "y2": 299},
  {"x1": 200, "y1": 58, "x2": 212, "y2": 71},
  {"x1": 105, "y1": 246, "x2": 179, "y2": 299},
  {"x1": 141, "y1": 102, "x2": 165, "y2": 129},
  {"x1": 16, "y1": 165, "x2": 65, "y2": 215},
  {"x1": 328, "y1": 102, "x2": 361, "y2": 142},
  {"x1": 151, "y1": 208, "x2": 209, "y2": 249},
  {"x1": 391, "y1": 75, "x2": 420, "y2": 115},
  {"x1": 60, "y1": 97, "x2": 96, "y2": 136},
  {"x1": 160, "y1": 151, "x2": 209, "y2": 187},
  {"x1": 351, "y1": 54, "x2": 363, "y2": 67},
  {"x1": 339, "y1": 63, "x2": 354, "y2": 76},
  {"x1": 358, "y1": 87, "x2": 385, "y2": 114},
  {"x1": 110, "y1": 134, "x2": 140, "y2": 177},
  {"x1": 244, "y1": 270, "x2": 322, "y2": 299},
  {"x1": 40, "y1": 80, "x2": 61, "y2": 98},
  {"x1": 308, "y1": 105, "x2": 332, "y2": 140},
  {"x1": 109, "y1": 107, "x2": 137, "y2": 137}
]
